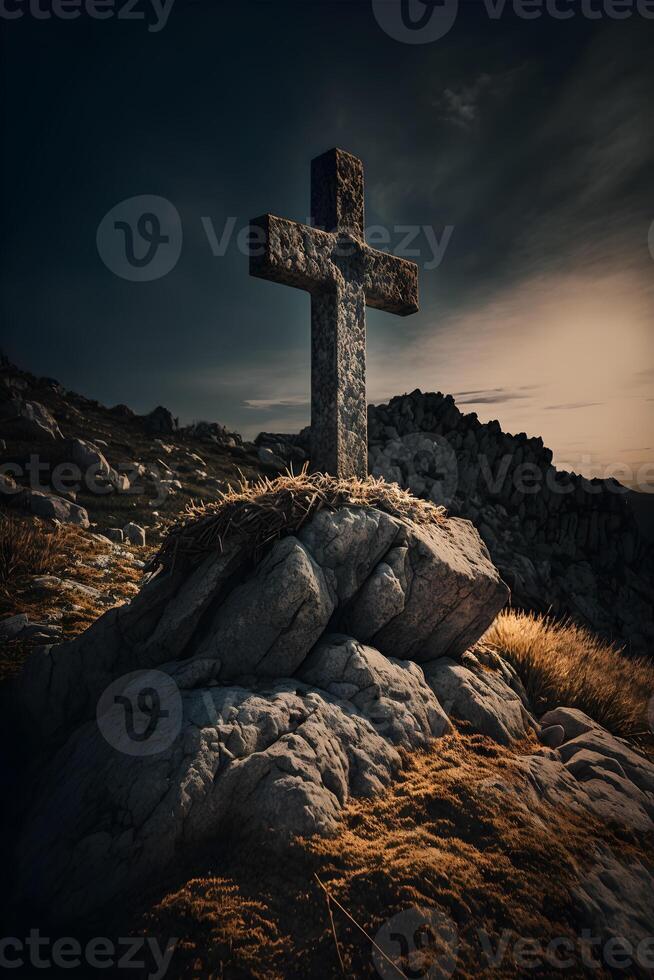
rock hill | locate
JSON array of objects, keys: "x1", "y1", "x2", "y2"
[
  {"x1": 3, "y1": 361, "x2": 654, "y2": 975},
  {"x1": 16, "y1": 494, "x2": 508, "y2": 917},
  {"x1": 14, "y1": 486, "x2": 654, "y2": 942}
]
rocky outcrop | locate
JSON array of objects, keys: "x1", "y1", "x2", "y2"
[
  {"x1": 16, "y1": 504, "x2": 507, "y2": 919},
  {"x1": 424, "y1": 648, "x2": 538, "y2": 745},
  {"x1": 14, "y1": 503, "x2": 654, "y2": 929},
  {"x1": 363, "y1": 391, "x2": 653, "y2": 656},
  {"x1": 17, "y1": 654, "x2": 451, "y2": 922},
  {"x1": 20, "y1": 506, "x2": 508, "y2": 740},
  {"x1": 0, "y1": 380, "x2": 62, "y2": 442},
  {"x1": 503, "y1": 707, "x2": 654, "y2": 838},
  {"x1": 141, "y1": 405, "x2": 176, "y2": 435},
  {"x1": 253, "y1": 394, "x2": 653, "y2": 654}
]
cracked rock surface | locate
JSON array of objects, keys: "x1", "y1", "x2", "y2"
[
  {"x1": 16, "y1": 504, "x2": 508, "y2": 920},
  {"x1": 18, "y1": 503, "x2": 654, "y2": 932},
  {"x1": 20, "y1": 506, "x2": 509, "y2": 739},
  {"x1": 17, "y1": 653, "x2": 450, "y2": 921}
]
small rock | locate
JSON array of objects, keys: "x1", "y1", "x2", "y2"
[
  {"x1": 68, "y1": 438, "x2": 126, "y2": 492},
  {"x1": 0, "y1": 613, "x2": 30, "y2": 641},
  {"x1": 539, "y1": 707, "x2": 597, "y2": 742},
  {"x1": 123, "y1": 522, "x2": 146, "y2": 546},
  {"x1": 100, "y1": 528, "x2": 124, "y2": 543},
  {"x1": 27, "y1": 490, "x2": 89, "y2": 528},
  {"x1": 539, "y1": 724, "x2": 566, "y2": 748},
  {"x1": 0, "y1": 472, "x2": 19, "y2": 495},
  {"x1": 20, "y1": 623, "x2": 63, "y2": 642},
  {"x1": 257, "y1": 446, "x2": 286, "y2": 469}
]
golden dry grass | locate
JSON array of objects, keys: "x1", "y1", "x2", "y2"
[
  {"x1": 150, "y1": 468, "x2": 446, "y2": 574},
  {"x1": 0, "y1": 513, "x2": 146, "y2": 682},
  {"x1": 485, "y1": 610, "x2": 654, "y2": 741},
  {"x1": 140, "y1": 878, "x2": 293, "y2": 979},
  {"x1": 0, "y1": 513, "x2": 61, "y2": 586},
  {"x1": 138, "y1": 734, "x2": 645, "y2": 979}
]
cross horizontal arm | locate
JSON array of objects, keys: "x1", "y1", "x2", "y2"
[
  {"x1": 249, "y1": 214, "x2": 334, "y2": 293},
  {"x1": 364, "y1": 248, "x2": 419, "y2": 316}
]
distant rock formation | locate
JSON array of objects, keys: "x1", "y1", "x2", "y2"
[
  {"x1": 366, "y1": 391, "x2": 653, "y2": 657},
  {"x1": 262, "y1": 391, "x2": 654, "y2": 656}
]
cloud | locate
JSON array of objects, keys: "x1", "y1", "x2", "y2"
[
  {"x1": 366, "y1": 262, "x2": 654, "y2": 478},
  {"x1": 244, "y1": 396, "x2": 309, "y2": 411},
  {"x1": 435, "y1": 69, "x2": 522, "y2": 130},
  {"x1": 455, "y1": 391, "x2": 531, "y2": 406},
  {"x1": 544, "y1": 402, "x2": 603, "y2": 411}
]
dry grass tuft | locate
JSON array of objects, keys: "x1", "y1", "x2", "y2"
[
  {"x1": 485, "y1": 610, "x2": 654, "y2": 740},
  {"x1": 0, "y1": 513, "x2": 61, "y2": 586},
  {"x1": 141, "y1": 878, "x2": 292, "y2": 980},
  {"x1": 0, "y1": 514, "x2": 146, "y2": 682},
  {"x1": 149, "y1": 466, "x2": 446, "y2": 574}
]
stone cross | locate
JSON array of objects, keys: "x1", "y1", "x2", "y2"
[{"x1": 250, "y1": 148, "x2": 419, "y2": 479}]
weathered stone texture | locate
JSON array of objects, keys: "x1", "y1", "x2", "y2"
[
  {"x1": 21, "y1": 506, "x2": 508, "y2": 741},
  {"x1": 250, "y1": 148, "x2": 419, "y2": 478},
  {"x1": 15, "y1": 504, "x2": 654, "y2": 927}
]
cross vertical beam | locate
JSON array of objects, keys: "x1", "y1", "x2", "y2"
[
  {"x1": 311, "y1": 149, "x2": 367, "y2": 477},
  {"x1": 311, "y1": 281, "x2": 367, "y2": 478},
  {"x1": 250, "y1": 148, "x2": 419, "y2": 479},
  {"x1": 311, "y1": 148, "x2": 364, "y2": 237}
]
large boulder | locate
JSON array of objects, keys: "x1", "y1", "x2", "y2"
[
  {"x1": 193, "y1": 536, "x2": 337, "y2": 679},
  {"x1": 20, "y1": 506, "x2": 508, "y2": 740},
  {"x1": 341, "y1": 516, "x2": 509, "y2": 662},
  {"x1": 15, "y1": 502, "x2": 509, "y2": 921}
]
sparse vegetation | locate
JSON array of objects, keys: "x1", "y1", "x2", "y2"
[
  {"x1": 139, "y1": 733, "x2": 645, "y2": 979},
  {"x1": 152, "y1": 467, "x2": 447, "y2": 573},
  {"x1": 485, "y1": 610, "x2": 654, "y2": 741},
  {"x1": 0, "y1": 510, "x2": 146, "y2": 681},
  {"x1": 0, "y1": 513, "x2": 61, "y2": 586}
]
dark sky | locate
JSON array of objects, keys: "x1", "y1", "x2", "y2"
[{"x1": 2, "y1": 0, "x2": 653, "y2": 482}]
